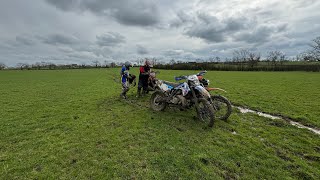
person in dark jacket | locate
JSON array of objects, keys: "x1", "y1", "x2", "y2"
[{"x1": 137, "y1": 60, "x2": 152, "y2": 97}]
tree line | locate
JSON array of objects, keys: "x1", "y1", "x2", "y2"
[
  {"x1": 0, "y1": 61, "x2": 118, "y2": 70},
  {"x1": 1, "y1": 37, "x2": 319, "y2": 71},
  {"x1": 155, "y1": 37, "x2": 320, "y2": 72}
]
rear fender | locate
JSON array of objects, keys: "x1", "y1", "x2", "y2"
[
  {"x1": 205, "y1": 87, "x2": 227, "y2": 93},
  {"x1": 195, "y1": 86, "x2": 211, "y2": 98}
]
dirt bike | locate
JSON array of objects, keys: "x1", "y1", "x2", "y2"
[
  {"x1": 147, "y1": 71, "x2": 159, "y2": 92},
  {"x1": 150, "y1": 72, "x2": 215, "y2": 127},
  {"x1": 196, "y1": 71, "x2": 232, "y2": 121}
]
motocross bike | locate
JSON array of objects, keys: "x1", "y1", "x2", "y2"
[
  {"x1": 150, "y1": 72, "x2": 215, "y2": 127},
  {"x1": 196, "y1": 71, "x2": 232, "y2": 121},
  {"x1": 147, "y1": 71, "x2": 159, "y2": 92}
]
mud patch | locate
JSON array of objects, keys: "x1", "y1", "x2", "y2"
[{"x1": 236, "y1": 106, "x2": 320, "y2": 135}]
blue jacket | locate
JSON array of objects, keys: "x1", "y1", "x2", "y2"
[{"x1": 121, "y1": 65, "x2": 129, "y2": 83}]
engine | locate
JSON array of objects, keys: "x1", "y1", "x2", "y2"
[{"x1": 170, "y1": 95, "x2": 188, "y2": 107}]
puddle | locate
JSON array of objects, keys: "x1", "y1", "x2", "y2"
[{"x1": 236, "y1": 106, "x2": 320, "y2": 135}]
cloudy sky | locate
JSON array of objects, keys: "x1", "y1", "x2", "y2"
[{"x1": 0, "y1": 0, "x2": 319, "y2": 66}]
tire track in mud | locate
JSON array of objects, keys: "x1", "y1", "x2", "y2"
[{"x1": 235, "y1": 105, "x2": 320, "y2": 135}]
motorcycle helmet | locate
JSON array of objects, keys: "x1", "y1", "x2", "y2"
[{"x1": 125, "y1": 61, "x2": 132, "y2": 70}]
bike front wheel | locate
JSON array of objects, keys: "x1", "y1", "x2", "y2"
[
  {"x1": 210, "y1": 95, "x2": 232, "y2": 121},
  {"x1": 196, "y1": 98, "x2": 215, "y2": 127}
]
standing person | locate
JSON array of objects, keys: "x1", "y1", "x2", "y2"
[
  {"x1": 120, "y1": 61, "x2": 132, "y2": 99},
  {"x1": 137, "y1": 60, "x2": 152, "y2": 97}
]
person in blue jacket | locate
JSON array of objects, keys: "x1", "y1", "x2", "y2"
[{"x1": 120, "y1": 61, "x2": 135, "y2": 99}]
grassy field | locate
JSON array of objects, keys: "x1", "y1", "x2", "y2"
[{"x1": 0, "y1": 69, "x2": 319, "y2": 179}]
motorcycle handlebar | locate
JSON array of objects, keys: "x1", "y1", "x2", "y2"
[
  {"x1": 174, "y1": 76, "x2": 187, "y2": 81},
  {"x1": 196, "y1": 70, "x2": 207, "y2": 76}
]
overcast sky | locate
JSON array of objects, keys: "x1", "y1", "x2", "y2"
[{"x1": 0, "y1": 0, "x2": 319, "y2": 66}]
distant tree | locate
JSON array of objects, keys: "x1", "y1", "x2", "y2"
[
  {"x1": 16, "y1": 63, "x2": 28, "y2": 70},
  {"x1": 308, "y1": 36, "x2": 320, "y2": 61},
  {"x1": 104, "y1": 60, "x2": 109, "y2": 68},
  {"x1": 248, "y1": 52, "x2": 261, "y2": 68},
  {"x1": 215, "y1": 56, "x2": 221, "y2": 62},
  {"x1": 233, "y1": 49, "x2": 250, "y2": 62},
  {"x1": 169, "y1": 59, "x2": 176, "y2": 65},
  {"x1": 92, "y1": 60, "x2": 100, "y2": 68},
  {"x1": 151, "y1": 57, "x2": 158, "y2": 66},
  {"x1": 110, "y1": 62, "x2": 116, "y2": 68},
  {"x1": 138, "y1": 58, "x2": 144, "y2": 66},
  {"x1": 0, "y1": 62, "x2": 6, "y2": 70},
  {"x1": 34, "y1": 62, "x2": 41, "y2": 70},
  {"x1": 267, "y1": 51, "x2": 285, "y2": 66}
]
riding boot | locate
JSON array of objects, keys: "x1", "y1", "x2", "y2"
[
  {"x1": 137, "y1": 88, "x2": 141, "y2": 97},
  {"x1": 142, "y1": 90, "x2": 146, "y2": 97}
]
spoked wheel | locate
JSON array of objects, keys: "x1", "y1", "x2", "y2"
[
  {"x1": 150, "y1": 91, "x2": 166, "y2": 111},
  {"x1": 196, "y1": 98, "x2": 215, "y2": 127},
  {"x1": 210, "y1": 95, "x2": 232, "y2": 121}
]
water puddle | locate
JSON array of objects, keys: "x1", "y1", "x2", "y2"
[{"x1": 236, "y1": 106, "x2": 320, "y2": 135}]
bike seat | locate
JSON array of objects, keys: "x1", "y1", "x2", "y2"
[{"x1": 163, "y1": 81, "x2": 180, "y2": 88}]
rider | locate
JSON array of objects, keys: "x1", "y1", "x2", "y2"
[
  {"x1": 120, "y1": 61, "x2": 134, "y2": 99},
  {"x1": 137, "y1": 59, "x2": 152, "y2": 97}
]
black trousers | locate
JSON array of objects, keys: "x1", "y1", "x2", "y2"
[{"x1": 138, "y1": 77, "x2": 148, "y2": 92}]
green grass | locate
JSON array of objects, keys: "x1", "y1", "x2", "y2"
[{"x1": 0, "y1": 69, "x2": 319, "y2": 179}]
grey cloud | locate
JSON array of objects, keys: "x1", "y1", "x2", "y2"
[
  {"x1": 136, "y1": 45, "x2": 149, "y2": 54},
  {"x1": 183, "y1": 11, "x2": 289, "y2": 46},
  {"x1": 46, "y1": 0, "x2": 78, "y2": 11},
  {"x1": 170, "y1": 11, "x2": 193, "y2": 28},
  {"x1": 15, "y1": 35, "x2": 35, "y2": 46},
  {"x1": 186, "y1": 26, "x2": 226, "y2": 43},
  {"x1": 112, "y1": 3, "x2": 159, "y2": 26},
  {"x1": 163, "y1": 49, "x2": 185, "y2": 56},
  {"x1": 224, "y1": 17, "x2": 252, "y2": 32},
  {"x1": 45, "y1": 0, "x2": 160, "y2": 27},
  {"x1": 235, "y1": 24, "x2": 288, "y2": 44},
  {"x1": 184, "y1": 12, "x2": 254, "y2": 43},
  {"x1": 163, "y1": 49, "x2": 196, "y2": 59},
  {"x1": 38, "y1": 34, "x2": 79, "y2": 45},
  {"x1": 96, "y1": 32, "x2": 126, "y2": 47}
]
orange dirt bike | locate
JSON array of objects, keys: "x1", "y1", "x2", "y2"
[
  {"x1": 197, "y1": 71, "x2": 232, "y2": 121},
  {"x1": 147, "y1": 71, "x2": 159, "y2": 92}
]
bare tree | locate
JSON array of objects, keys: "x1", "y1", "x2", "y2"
[
  {"x1": 16, "y1": 63, "x2": 28, "y2": 70},
  {"x1": 215, "y1": 56, "x2": 221, "y2": 63},
  {"x1": 151, "y1": 57, "x2": 158, "y2": 66},
  {"x1": 280, "y1": 53, "x2": 286, "y2": 65},
  {"x1": 0, "y1": 62, "x2": 6, "y2": 70},
  {"x1": 248, "y1": 52, "x2": 261, "y2": 68},
  {"x1": 92, "y1": 60, "x2": 100, "y2": 68},
  {"x1": 169, "y1": 59, "x2": 176, "y2": 65},
  {"x1": 267, "y1": 51, "x2": 285, "y2": 66},
  {"x1": 233, "y1": 49, "x2": 250, "y2": 62},
  {"x1": 104, "y1": 60, "x2": 108, "y2": 68},
  {"x1": 309, "y1": 36, "x2": 320, "y2": 61},
  {"x1": 138, "y1": 58, "x2": 144, "y2": 66},
  {"x1": 110, "y1": 62, "x2": 116, "y2": 68}
]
